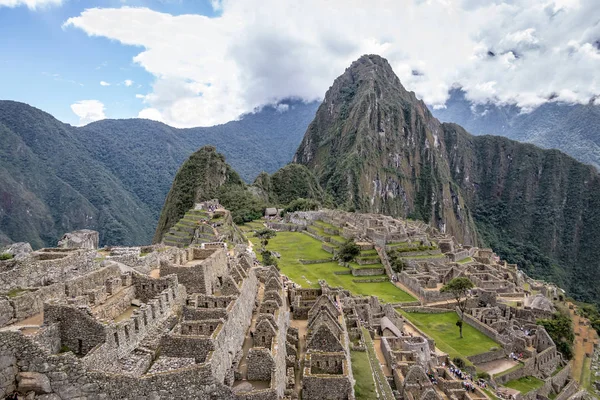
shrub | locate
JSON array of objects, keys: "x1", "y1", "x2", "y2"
[
  {"x1": 452, "y1": 357, "x2": 466, "y2": 369},
  {"x1": 337, "y1": 240, "x2": 360, "y2": 263},
  {"x1": 477, "y1": 371, "x2": 491, "y2": 380},
  {"x1": 0, "y1": 253, "x2": 13, "y2": 261}
]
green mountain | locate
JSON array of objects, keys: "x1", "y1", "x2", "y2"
[
  {"x1": 154, "y1": 147, "x2": 326, "y2": 243},
  {"x1": 294, "y1": 55, "x2": 479, "y2": 245},
  {"x1": 294, "y1": 54, "x2": 600, "y2": 305},
  {"x1": 0, "y1": 100, "x2": 319, "y2": 248},
  {"x1": 153, "y1": 146, "x2": 248, "y2": 242},
  {"x1": 432, "y1": 89, "x2": 600, "y2": 171}
]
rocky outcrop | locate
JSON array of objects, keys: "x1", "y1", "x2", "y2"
[
  {"x1": 2, "y1": 243, "x2": 32, "y2": 260},
  {"x1": 57, "y1": 230, "x2": 99, "y2": 250},
  {"x1": 17, "y1": 372, "x2": 52, "y2": 395}
]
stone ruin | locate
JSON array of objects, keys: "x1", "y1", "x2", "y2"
[{"x1": 0, "y1": 206, "x2": 589, "y2": 400}]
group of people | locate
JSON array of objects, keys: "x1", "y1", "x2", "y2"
[
  {"x1": 427, "y1": 371, "x2": 438, "y2": 385},
  {"x1": 448, "y1": 365, "x2": 471, "y2": 381},
  {"x1": 509, "y1": 351, "x2": 523, "y2": 361},
  {"x1": 462, "y1": 380, "x2": 477, "y2": 393}
]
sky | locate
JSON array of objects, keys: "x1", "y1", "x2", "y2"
[{"x1": 0, "y1": 0, "x2": 599, "y2": 127}]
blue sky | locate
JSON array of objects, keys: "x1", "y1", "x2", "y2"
[
  {"x1": 1, "y1": 0, "x2": 598, "y2": 128},
  {"x1": 0, "y1": 0, "x2": 218, "y2": 125}
]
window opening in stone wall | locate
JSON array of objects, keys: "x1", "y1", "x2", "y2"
[
  {"x1": 114, "y1": 332, "x2": 120, "y2": 347},
  {"x1": 78, "y1": 339, "x2": 83, "y2": 354},
  {"x1": 134, "y1": 318, "x2": 139, "y2": 332}
]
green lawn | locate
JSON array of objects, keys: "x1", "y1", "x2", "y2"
[
  {"x1": 253, "y1": 231, "x2": 415, "y2": 303},
  {"x1": 504, "y1": 376, "x2": 545, "y2": 394},
  {"x1": 351, "y1": 350, "x2": 378, "y2": 400},
  {"x1": 362, "y1": 327, "x2": 395, "y2": 400},
  {"x1": 398, "y1": 311, "x2": 499, "y2": 359},
  {"x1": 457, "y1": 257, "x2": 474, "y2": 264}
]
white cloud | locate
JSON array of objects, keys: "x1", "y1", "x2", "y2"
[
  {"x1": 70, "y1": 100, "x2": 106, "y2": 126},
  {"x1": 100, "y1": 81, "x2": 110, "y2": 86},
  {"x1": 64, "y1": 0, "x2": 600, "y2": 127},
  {"x1": 0, "y1": 0, "x2": 62, "y2": 9},
  {"x1": 135, "y1": 94, "x2": 145, "y2": 99},
  {"x1": 124, "y1": 79, "x2": 134, "y2": 87}
]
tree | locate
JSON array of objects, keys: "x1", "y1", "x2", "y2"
[
  {"x1": 537, "y1": 311, "x2": 575, "y2": 360},
  {"x1": 337, "y1": 239, "x2": 361, "y2": 263},
  {"x1": 388, "y1": 251, "x2": 408, "y2": 273},
  {"x1": 254, "y1": 228, "x2": 276, "y2": 251},
  {"x1": 440, "y1": 277, "x2": 475, "y2": 338}
]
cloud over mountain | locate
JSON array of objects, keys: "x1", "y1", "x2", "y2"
[{"x1": 64, "y1": 0, "x2": 600, "y2": 127}]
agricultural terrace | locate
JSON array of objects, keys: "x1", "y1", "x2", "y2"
[
  {"x1": 246, "y1": 227, "x2": 415, "y2": 303},
  {"x1": 398, "y1": 310, "x2": 500, "y2": 360}
]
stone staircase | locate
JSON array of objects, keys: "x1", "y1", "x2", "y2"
[{"x1": 163, "y1": 209, "x2": 210, "y2": 248}]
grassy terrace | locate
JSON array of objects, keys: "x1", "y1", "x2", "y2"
[
  {"x1": 400, "y1": 253, "x2": 446, "y2": 260},
  {"x1": 250, "y1": 231, "x2": 415, "y2": 303},
  {"x1": 398, "y1": 311, "x2": 499, "y2": 360},
  {"x1": 351, "y1": 350, "x2": 378, "y2": 400},
  {"x1": 361, "y1": 327, "x2": 395, "y2": 400},
  {"x1": 457, "y1": 257, "x2": 474, "y2": 264},
  {"x1": 504, "y1": 376, "x2": 545, "y2": 394}
]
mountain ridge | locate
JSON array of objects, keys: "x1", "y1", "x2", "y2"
[
  {"x1": 0, "y1": 99, "x2": 319, "y2": 248},
  {"x1": 292, "y1": 54, "x2": 600, "y2": 305}
]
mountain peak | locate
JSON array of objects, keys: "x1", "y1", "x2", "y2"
[{"x1": 294, "y1": 54, "x2": 478, "y2": 245}]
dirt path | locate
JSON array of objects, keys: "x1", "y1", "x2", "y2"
[
  {"x1": 149, "y1": 268, "x2": 160, "y2": 278},
  {"x1": 373, "y1": 337, "x2": 392, "y2": 376}
]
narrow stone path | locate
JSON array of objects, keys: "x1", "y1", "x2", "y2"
[{"x1": 236, "y1": 283, "x2": 265, "y2": 380}]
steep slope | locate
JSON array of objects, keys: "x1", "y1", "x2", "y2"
[
  {"x1": 432, "y1": 89, "x2": 600, "y2": 170},
  {"x1": 0, "y1": 101, "x2": 154, "y2": 248},
  {"x1": 262, "y1": 164, "x2": 325, "y2": 205},
  {"x1": 294, "y1": 55, "x2": 478, "y2": 245},
  {"x1": 153, "y1": 146, "x2": 247, "y2": 242},
  {"x1": 0, "y1": 100, "x2": 318, "y2": 247},
  {"x1": 443, "y1": 124, "x2": 600, "y2": 303},
  {"x1": 294, "y1": 54, "x2": 600, "y2": 305}
]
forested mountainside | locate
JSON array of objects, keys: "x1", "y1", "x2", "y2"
[
  {"x1": 0, "y1": 100, "x2": 319, "y2": 248},
  {"x1": 432, "y1": 89, "x2": 600, "y2": 171},
  {"x1": 153, "y1": 146, "x2": 324, "y2": 243},
  {"x1": 293, "y1": 54, "x2": 600, "y2": 305}
]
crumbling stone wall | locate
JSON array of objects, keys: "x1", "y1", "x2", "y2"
[{"x1": 43, "y1": 303, "x2": 107, "y2": 356}]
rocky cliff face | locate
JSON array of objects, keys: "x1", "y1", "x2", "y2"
[
  {"x1": 294, "y1": 55, "x2": 478, "y2": 245},
  {"x1": 443, "y1": 123, "x2": 600, "y2": 302},
  {"x1": 294, "y1": 54, "x2": 600, "y2": 305}
]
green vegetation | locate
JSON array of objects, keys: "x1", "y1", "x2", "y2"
[
  {"x1": 337, "y1": 240, "x2": 361, "y2": 263},
  {"x1": 537, "y1": 311, "x2": 575, "y2": 360},
  {"x1": 457, "y1": 257, "x2": 473, "y2": 264},
  {"x1": 0, "y1": 100, "x2": 319, "y2": 248},
  {"x1": 0, "y1": 253, "x2": 13, "y2": 260},
  {"x1": 351, "y1": 350, "x2": 378, "y2": 400},
  {"x1": 283, "y1": 198, "x2": 320, "y2": 214},
  {"x1": 361, "y1": 327, "x2": 395, "y2": 400},
  {"x1": 250, "y1": 231, "x2": 415, "y2": 302},
  {"x1": 399, "y1": 310, "x2": 499, "y2": 359},
  {"x1": 388, "y1": 251, "x2": 409, "y2": 273},
  {"x1": 440, "y1": 277, "x2": 475, "y2": 338},
  {"x1": 576, "y1": 303, "x2": 600, "y2": 334},
  {"x1": 5, "y1": 287, "x2": 26, "y2": 298},
  {"x1": 504, "y1": 376, "x2": 544, "y2": 394},
  {"x1": 269, "y1": 164, "x2": 325, "y2": 205}
]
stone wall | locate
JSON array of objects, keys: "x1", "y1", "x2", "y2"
[
  {"x1": 0, "y1": 249, "x2": 96, "y2": 292},
  {"x1": 247, "y1": 347, "x2": 274, "y2": 381},
  {"x1": 351, "y1": 267, "x2": 385, "y2": 276}
]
